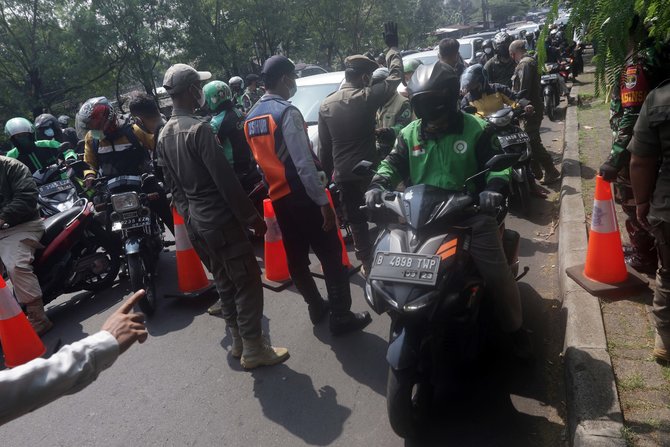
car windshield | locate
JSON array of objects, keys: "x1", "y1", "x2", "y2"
[
  {"x1": 459, "y1": 43, "x2": 473, "y2": 60},
  {"x1": 415, "y1": 54, "x2": 438, "y2": 65},
  {"x1": 290, "y1": 83, "x2": 340, "y2": 124}
]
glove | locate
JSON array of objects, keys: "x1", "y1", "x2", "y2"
[
  {"x1": 598, "y1": 161, "x2": 619, "y2": 182},
  {"x1": 365, "y1": 188, "x2": 384, "y2": 209},
  {"x1": 375, "y1": 127, "x2": 396, "y2": 145},
  {"x1": 383, "y1": 22, "x2": 399, "y2": 49},
  {"x1": 479, "y1": 190, "x2": 503, "y2": 212}
]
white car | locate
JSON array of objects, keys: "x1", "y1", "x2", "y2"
[{"x1": 292, "y1": 71, "x2": 345, "y2": 155}]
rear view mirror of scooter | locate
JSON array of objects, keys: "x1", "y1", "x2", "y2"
[
  {"x1": 485, "y1": 152, "x2": 522, "y2": 171},
  {"x1": 353, "y1": 160, "x2": 376, "y2": 176}
]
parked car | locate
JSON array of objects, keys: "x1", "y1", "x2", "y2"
[
  {"x1": 294, "y1": 63, "x2": 328, "y2": 78},
  {"x1": 292, "y1": 71, "x2": 345, "y2": 154}
]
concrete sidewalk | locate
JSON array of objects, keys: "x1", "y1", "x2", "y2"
[{"x1": 558, "y1": 76, "x2": 627, "y2": 446}]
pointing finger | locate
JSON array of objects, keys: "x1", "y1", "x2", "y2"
[{"x1": 117, "y1": 289, "x2": 146, "y2": 314}]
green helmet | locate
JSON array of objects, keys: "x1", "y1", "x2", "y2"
[
  {"x1": 4, "y1": 117, "x2": 35, "y2": 138},
  {"x1": 203, "y1": 80, "x2": 232, "y2": 111},
  {"x1": 403, "y1": 58, "x2": 423, "y2": 74}
]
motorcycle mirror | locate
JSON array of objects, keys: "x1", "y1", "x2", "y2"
[
  {"x1": 353, "y1": 160, "x2": 375, "y2": 176},
  {"x1": 485, "y1": 153, "x2": 522, "y2": 171}
]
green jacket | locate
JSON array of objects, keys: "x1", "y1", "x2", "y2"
[
  {"x1": 0, "y1": 156, "x2": 40, "y2": 226},
  {"x1": 6, "y1": 140, "x2": 77, "y2": 174},
  {"x1": 372, "y1": 112, "x2": 510, "y2": 194}
]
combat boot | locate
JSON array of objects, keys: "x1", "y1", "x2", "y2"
[
  {"x1": 25, "y1": 300, "x2": 53, "y2": 336},
  {"x1": 240, "y1": 336, "x2": 289, "y2": 370},
  {"x1": 228, "y1": 325, "x2": 243, "y2": 358},
  {"x1": 654, "y1": 330, "x2": 670, "y2": 363}
]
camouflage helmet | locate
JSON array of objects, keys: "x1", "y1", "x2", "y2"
[
  {"x1": 4, "y1": 117, "x2": 35, "y2": 137},
  {"x1": 203, "y1": 80, "x2": 233, "y2": 111}
]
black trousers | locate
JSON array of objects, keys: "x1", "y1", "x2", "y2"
[{"x1": 273, "y1": 196, "x2": 351, "y2": 313}]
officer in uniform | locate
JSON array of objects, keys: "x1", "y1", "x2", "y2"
[
  {"x1": 599, "y1": 16, "x2": 663, "y2": 273},
  {"x1": 318, "y1": 22, "x2": 403, "y2": 272},
  {"x1": 484, "y1": 32, "x2": 517, "y2": 88},
  {"x1": 372, "y1": 67, "x2": 412, "y2": 157},
  {"x1": 510, "y1": 40, "x2": 561, "y2": 185},
  {"x1": 157, "y1": 63, "x2": 288, "y2": 370},
  {"x1": 245, "y1": 55, "x2": 372, "y2": 336},
  {"x1": 629, "y1": 79, "x2": 670, "y2": 362},
  {"x1": 242, "y1": 74, "x2": 265, "y2": 113}
]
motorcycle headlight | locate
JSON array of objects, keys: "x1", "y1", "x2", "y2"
[{"x1": 111, "y1": 192, "x2": 140, "y2": 213}]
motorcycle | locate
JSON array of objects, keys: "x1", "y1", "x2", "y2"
[
  {"x1": 355, "y1": 153, "x2": 526, "y2": 439},
  {"x1": 32, "y1": 198, "x2": 121, "y2": 305},
  {"x1": 33, "y1": 160, "x2": 91, "y2": 217},
  {"x1": 541, "y1": 63, "x2": 561, "y2": 122},
  {"x1": 484, "y1": 107, "x2": 533, "y2": 216},
  {"x1": 94, "y1": 174, "x2": 165, "y2": 315}
]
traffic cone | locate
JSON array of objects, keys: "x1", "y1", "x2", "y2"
[
  {"x1": 0, "y1": 276, "x2": 45, "y2": 367},
  {"x1": 325, "y1": 189, "x2": 352, "y2": 268},
  {"x1": 566, "y1": 175, "x2": 647, "y2": 297},
  {"x1": 166, "y1": 207, "x2": 214, "y2": 298},
  {"x1": 263, "y1": 199, "x2": 290, "y2": 282}
]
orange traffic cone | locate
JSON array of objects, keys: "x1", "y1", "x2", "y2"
[
  {"x1": 167, "y1": 207, "x2": 214, "y2": 298},
  {"x1": 325, "y1": 189, "x2": 352, "y2": 268},
  {"x1": 263, "y1": 199, "x2": 290, "y2": 282},
  {"x1": 566, "y1": 175, "x2": 647, "y2": 296},
  {"x1": 0, "y1": 276, "x2": 45, "y2": 367}
]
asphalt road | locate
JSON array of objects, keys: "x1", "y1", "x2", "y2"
[{"x1": 0, "y1": 110, "x2": 567, "y2": 446}]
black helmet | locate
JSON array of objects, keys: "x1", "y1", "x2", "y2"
[
  {"x1": 460, "y1": 64, "x2": 488, "y2": 93},
  {"x1": 408, "y1": 62, "x2": 460, "y2": 121},
  {"x1": 493, "y1": 31, "x2": 512, "y2": 51},
  {"x1": 34, "y1": 113, "x2": 62, "y2": 140}
]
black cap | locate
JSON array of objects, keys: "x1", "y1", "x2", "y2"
[
  {"x1": 246, "y1": 73, "x2": 260, "y2": 83},
  {"x1": 261, "y1": 56, "x2": 295, "y2": 81}
]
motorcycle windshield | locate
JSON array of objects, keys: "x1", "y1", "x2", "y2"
[{"x1": 402, "y1": 185, "x2": 472, "y2": 230}]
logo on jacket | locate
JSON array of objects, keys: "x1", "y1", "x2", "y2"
[
  {"x1": 247, "y1": 117, "x2": 270, "y2": 137},
  {"x1": 411, "y1": 145, "x2": 425, "y2": 156},
  {"x1": 454, "y1": 140, "x2": 468, "y2": 154}
]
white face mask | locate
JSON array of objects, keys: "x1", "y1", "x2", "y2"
[
  {"x1": 285, "y1": 78, "x2": 297, "y2": 98},
  {"x1": 193, "y1": 86, "x2": 206, "y2": 108}
]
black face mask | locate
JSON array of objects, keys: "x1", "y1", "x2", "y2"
[{"x1": 13, "y1": 134, "x2": 36, "y2": 151}]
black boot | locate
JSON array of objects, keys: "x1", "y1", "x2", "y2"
[
  {"x1": 326, "y1": 279, "x2": 371, "y2": 335},
  {"x1": 291, "y1": 272, "x2": 329, "y2": 325}
]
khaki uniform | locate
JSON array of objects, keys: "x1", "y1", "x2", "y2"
[
  {"x1": 318, "y1": 49, "x2": 402, "y2": 264},
  {"x1": 156, "y1": 107, "x2": 264, "y2": 340},
  {"x1": 628, "y1": 80, "x2": 670, "y2": 330},
  {"x1": 512, "y1": 55, "x2": 556, "y2": 177},
  {"x1": 376, "y1": 93, "x2": 412, "y2": 156}
]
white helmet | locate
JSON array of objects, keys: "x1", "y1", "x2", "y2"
[{"x1": 229, "y1": 76, "x2": 244, "y2": 89}]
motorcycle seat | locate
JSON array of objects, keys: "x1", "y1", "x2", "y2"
[{"x1": 41, "y1": 206, "x2": 84, "y2": 246}]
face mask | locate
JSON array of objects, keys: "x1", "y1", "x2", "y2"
[
  {"x1": 14, "y1": 135, "x2": 34, "y2": 150},
  {"x1": 484, "y1": 48, "x2": 492, "y2": 55},
  {"x1": 285, "y1": 78, "x2": 297, "y2": 98},
  {"x1": 90, "y1": 129, "x2": 105, "y2": 140},
  {"x1": 193, "y1": 86, "x2": 206, "y2": 108},
  {"x1": 44, "y1": 128, "x2": 55, "y2": 138}
]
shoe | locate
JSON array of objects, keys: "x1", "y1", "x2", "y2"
[
  {"x1": 240, "y1": 336, "x2": 289, "y2": 370},
  {"x1": 625, "y1": 254, "x2": 657, "y2": 275},
  {"x1": 229, "y1": 326, "x2": 243, "y2": 358},
  {"x1": 25, "y1": 300, "x2": 53, "y2": 336},
  {"x1": 509, "y1": 328, "x2": 534, "y2": 361},
  {"x1": 329, "y1": 311, "x2": 372, "y2": 336},
  {"x1": 653, "y1": 330, "x2": 670, "y2": 362},
  {"x1": 541, "y1": 169, "x2": 561, "y2": 185},
  {"x1": 207, "y1": 299, "x2": 223, "y2": 316},
  {"x1": 308, "y1": 299, "x2": 329, "y2": 325},
  {"x1": 531, "y1": 165, "x2": 543, "y2": 181}
]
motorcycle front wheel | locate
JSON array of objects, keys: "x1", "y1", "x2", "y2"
[
  {"x1": 80, "y1": 226, "x2": 121, "y2": 292},
  {"x1": 127, "y1": 253, "x2": 156, "y2": 316},
  {"x1": 513, "y1": 175, "x2": 531, "y2": 217},
  {"x1": 387, "y1": 366, "x2": 431, "y2": 440},
  {"x1": 544, "y1": 93, "x2": 556, "y2": 121}
]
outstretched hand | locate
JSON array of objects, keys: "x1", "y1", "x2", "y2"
[
  {"x1": 101, "y1": 290, "x2": 149, "y2": 354},
  {"x1": 383, "y1": 22, "x2": 399, "y2": 49}
]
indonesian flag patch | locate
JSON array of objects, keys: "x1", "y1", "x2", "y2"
[{"x1": 411, "y1": 145, "x2": 425, "y2": 156}]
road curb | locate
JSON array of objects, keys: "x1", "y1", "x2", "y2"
[{"x1": 557, "y1": 86, "x2": 627, "y2": 446}]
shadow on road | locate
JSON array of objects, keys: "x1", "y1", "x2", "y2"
[
  {"x1": 313, "y1": 323, "x2": 388, "y2": 396},
  {"x1": 251, "y1": 363, "x2": 352, "y2": 446}
]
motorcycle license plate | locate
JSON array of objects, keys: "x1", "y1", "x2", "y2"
[
  {"x1": 112, "y1": 216, "x2": 151, "y2": 232},
  {"x1": 541, "y1": 73, "x2": 558, "y2": 81},
  {"x1": 498, "y1": 132, "x2": 530, "y2": 148},
  {"x1": 369, "y1": 252, "x2": 440, "y2": 286},
  {"x1": 38, "y1": 179, "x2": 73, "y2": 196}
]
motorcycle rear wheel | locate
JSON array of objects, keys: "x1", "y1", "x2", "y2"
[
  {"x1": 545, "y1": 93, "x2": 556, "y2": 121},
  {"x1": 513, "y1": 177, "x2": 531, "y2": 217},
  {"x1": 127, "y1": 253, "x2": 156, "y2": 316},
  {"x1": 80, "y1": 229, "x2": 121, "y2": 292},
  {"x1": 387, "y1": 366, "x2": 431, "y2": 440}
]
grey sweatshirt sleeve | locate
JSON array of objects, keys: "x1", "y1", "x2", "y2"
[
  {"x1": 0, "y1": 331, "x2": 119, "y2": 426},
  {"x1": 282, "y1": 108, "x2": 329, "y2": 207}
]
